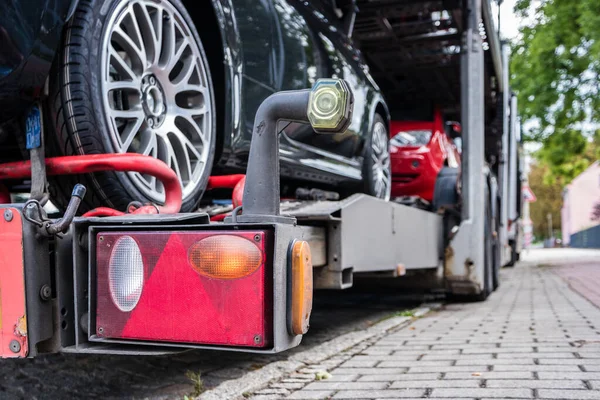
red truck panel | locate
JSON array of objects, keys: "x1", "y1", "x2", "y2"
[{"x1": 0, "y1": 208, "x2": 28, "y2": 358}]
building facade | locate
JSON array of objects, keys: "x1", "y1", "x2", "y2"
[{"x1": 562, "y1": 162, "x2": 600, "y2": 248}]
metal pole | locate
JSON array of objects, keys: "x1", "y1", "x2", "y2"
[
  {"x1": 238, "y1": 90, "x2": 311, "y2": 224},
  {"x1": 498, "y1": 43, "x2": 510, "y2": 265},
  {"x1": 446, "y1": 0, "x2": 487, "y2": 294},
  {"x1": 508, "y1": 95, "x2": 519, "y2": 224},
  {"x1": 497, "y1": 0, "x2": 503, "y2": 34},
  {"x1": 460, "y1": 0, "x2": 484, "y2": 223}
]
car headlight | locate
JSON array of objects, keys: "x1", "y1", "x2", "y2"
[{"x1": 307, "y1": 79, "x2": 354, "y2": 134}]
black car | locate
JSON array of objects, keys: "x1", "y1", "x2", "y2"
[{"x1": 0, "y1": 0, "x2": 391, "y2": 212}]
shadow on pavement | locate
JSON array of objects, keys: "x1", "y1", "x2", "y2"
[{"x1": 0, "y1": 287, "x2": 428, "y2": 399}]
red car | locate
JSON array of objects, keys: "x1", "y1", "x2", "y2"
[{"x1": 389, "y1": 109, "x2": 461, "y2": 202}]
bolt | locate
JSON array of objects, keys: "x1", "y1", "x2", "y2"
[
  {"x1": 98, "y1": 236, "x2": 104, "y2": 242},
  {"x1": 147, "y1": 118, "x2": 154, "y2": 127},
  {"x1": 254, "y1": 234, "x2": 261, "y2": 242},
  {"x1": 149, "y1": 76, "x2": 156, "y2": 85},
  {"x1": 3, "y1": 209, "x2": 13, "y2": 222},
  {"x1": 253, "y1": 335, "x2": 261, "y2": 344},
  {"x1": 9, "y1": 340, "x2": 20, "y2": 353},
  {"x1": 98, "y1": 327, "x2": 104, "y2": 335},
  {"x1": 40, "y1": 284, "x2": 52, "y2": 301}
]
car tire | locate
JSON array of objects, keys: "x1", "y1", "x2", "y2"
[
  {"x1": 362, "y1": 114, "x2": 391, "y2": 200},
  {"x1": 476, "y1": 184, "x2": 494, "y2": 301},
  {"x1": 492, "y1": 198, "x2": 501, "y2": 290},
  {"x1": 433, "y1": 167, "x2": 460, "y2": 248},
  {"x1": 46, "y1": 0, "x2": 216, "y2": 213},
  {"x1": 432, "y1": 167, "x2": 459, "y2": 212},
  {"x1": 505, "y1": 239, "x2": 517, "y2": 267}
]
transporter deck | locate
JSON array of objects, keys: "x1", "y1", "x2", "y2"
[{"x1": 283, "y1": 194, "x2": 443, "y2": 289}]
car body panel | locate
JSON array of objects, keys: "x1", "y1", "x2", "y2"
[
  {"x1": 390, "y1": 110, "x2": 460, "y2": 202},
  {"x1": 218, "y1": 0, "x2": 386, "y2": 186},
  {"x1": 205, "y1": 0, "x2": 244, "y2": 167},
  {"x1": 0, "y1": 0, "x2": 75, "y2": 122}
]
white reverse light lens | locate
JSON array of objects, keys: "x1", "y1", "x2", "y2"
[{"x1": 108, "y1": 236, "x2": 144, "y2": 312}]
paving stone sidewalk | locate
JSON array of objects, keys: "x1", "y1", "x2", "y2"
[{"x1": 250, "y1": 259, "x2": 600, "y2": 399}]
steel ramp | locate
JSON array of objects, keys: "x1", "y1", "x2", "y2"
[{"x1": 282, "y1": 194, "x2": 443, "y2": 289}]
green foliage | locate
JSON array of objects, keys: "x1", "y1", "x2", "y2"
[
  {"x1": 511, "y1": 0, "x2": 600, "y2": 182},
  {"x1": 536, "y1": 129, "x2": 597, "y2": 182},
  {"x1": 185, "y1": 370, "x2": 205, "y2": 397},
  {"x1": 396, "y1": 310, "x2": 416, "y2": 317},
  {"x1": 528, "y1": 162, "x2": 563, "y2": 238}
]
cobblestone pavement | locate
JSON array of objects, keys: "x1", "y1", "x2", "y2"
[
  {"x1": 250, "y1": 250, "x2": 600, "y2": 399},
  {"x1": 0, "y1": 286, "x2": 422, "y2": 399},
  {"x1": 555, "y1": 264, "x2": 600, "y2": 309}
]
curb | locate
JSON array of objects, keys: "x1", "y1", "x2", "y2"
[{"x1": 198, "y1": 304, "x2": 439, "y2": 400}]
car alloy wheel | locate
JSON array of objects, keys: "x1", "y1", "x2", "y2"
[
  {"x1": 101, "y1": 0, "x2": 213, "y2": 203},
  {"x1": 370, "y1": 120, "x2": 392, "y2": 200}
]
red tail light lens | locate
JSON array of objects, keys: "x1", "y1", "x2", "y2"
[{"x1": 95, "y1": 230, "x2": 270, "y2": 348}]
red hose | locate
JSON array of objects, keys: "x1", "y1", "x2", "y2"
[
  {"x1": 210, "y1": 213, "x2": 229, "y2": 222},
  {"x1": 232, "y1": 176, "x2": 245, "y2": 208},
  {"x1": 83, "y1": 207, "x2": 125, "y2": 217},
  {"x1": 0, "y1": 154, "x2": 182, "y2": 215},
  {"x1": 206, "y1": 174, "x2": 245, "y2": 220},
  {"x1": 207, "y1": 174, "x2": 245, "y2": 190}
]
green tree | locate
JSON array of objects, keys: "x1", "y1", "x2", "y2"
[
  {"x1": 528, "y1": 162, "x2": 563, "y2": 238},
  {"x1": 511, "y1": 0, "x2": 600, "y2": 182},
  {"x1": 535, "y1": 128, "x2": 600, "y2": 182}
]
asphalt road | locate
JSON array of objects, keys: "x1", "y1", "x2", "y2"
[{"x1": 0, "y1": 286, "x2": 426, "y2": 399}]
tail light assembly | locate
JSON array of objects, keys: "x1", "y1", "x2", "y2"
[{"x1": 87, "y1": 219, "x2": 315, "y2": 354}]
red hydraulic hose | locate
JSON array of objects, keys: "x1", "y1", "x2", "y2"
[
  {"x1": 210, "y1": 213, "x2": 229, "y2": 222},
  {"x1": 83, "y1": 207, "x2": 125, "y2": 217},
  {"x1": 206, "y1": 174, "x2": 245, "y2": 220},
  {"x1": 232, "y1": 175, "x2": 245, "y2": 208},
  {"x1": 207, "y1": 174, "x2": 245, "y2": 190},
  {"x1": 0, "y1": 154, "x2": 182, "y2": 215}
]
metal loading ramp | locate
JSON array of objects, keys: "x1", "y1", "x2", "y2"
[
  {"x1": 353, "y1": 0, "x2": 503, "y2": 121},
  {"x1": 282, "y1": 194, "x2": 443, "y2": 289}
]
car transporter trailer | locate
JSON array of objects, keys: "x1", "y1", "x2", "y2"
[{"x1": 0, "y1": 0, "x2": 522, "y2": 358}]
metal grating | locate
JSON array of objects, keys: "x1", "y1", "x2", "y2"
[{"x1": 354, "y1": 0, "x2": 499, "y2": 119}]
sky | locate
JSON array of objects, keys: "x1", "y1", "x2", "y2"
[{"x1": 498, "y1": 0, "x2": 521, "y2": 40}]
